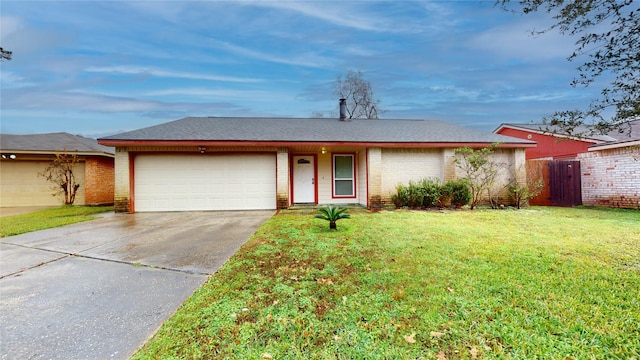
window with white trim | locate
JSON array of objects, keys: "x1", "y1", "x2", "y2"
[{"x1": 333, "y1": 154, "x2": 355, "y2": 197}]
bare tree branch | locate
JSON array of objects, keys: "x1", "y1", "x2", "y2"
[{"x1": 332, "y1": 70, "x2": 383, "y2": 119}]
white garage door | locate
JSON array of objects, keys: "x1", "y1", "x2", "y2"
[{"x1": 134, "y1": 154, "x2": 276, "y2": 212}]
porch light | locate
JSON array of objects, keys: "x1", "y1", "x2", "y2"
[
  {"x1": 198, "y1": 146, "x2": 206, "y2": 154},
  {"x1": 1, "y1": 154, "x2": 16, "y2": 159},
  {"x1": 321, "y1": 147, "x2": 327, "y2": 154}
]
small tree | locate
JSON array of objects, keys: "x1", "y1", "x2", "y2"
[
  {"x1": 509, "y1": 163, "x2": 545, "y2": 209},
  {"x1": 39, "y1": 152, "x2": 82, "y2": 205},
  {"x1": 454, "y1": 143, "x2": 503, "y2": 209}
]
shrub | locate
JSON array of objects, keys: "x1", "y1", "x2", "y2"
[
  {"x1": 508, "y1": 179, "x2": 544, "y2": 209},
  {"x1": 441, "y1": 179, "x2": 471, "y2": 208},
  {"x1": 418, "y1": 178, "x2": 442, "y2": 207},
  {"x1": 391, "y1": 183, "x2": 410, "y2": 208},
  {"x1": 390, "y1": 178, "x2": 444, "y2": 209}
]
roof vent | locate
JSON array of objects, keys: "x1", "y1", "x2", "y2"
[{"x1": 339, "y1": 98, "x2": 347, "y2": 121}]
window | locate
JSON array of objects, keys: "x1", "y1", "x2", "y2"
[{"x1": 333, "y1": 154, "x2": 355, "y2": 197}]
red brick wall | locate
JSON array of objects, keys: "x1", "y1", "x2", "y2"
[
  {"x1": 84, "y1": 156, "x2": 115, "y2": 205},
  {"x1": 579, "y1": 146, "x2": 640, "y2": 209}
]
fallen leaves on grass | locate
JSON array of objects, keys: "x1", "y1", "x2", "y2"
[
  {"x1": 430, "y1": 331, "x2": 444, "y2": 338},
  {"x1": 470, "y1": 346, "x2": 479, "y2": 359},
  {"x1": 404, "y1": 333, "x2": 417, "y2": 344}
]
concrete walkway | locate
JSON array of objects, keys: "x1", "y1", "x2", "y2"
[{"x1": 0, "y1": 210, "x2": 274, "y2": 359}]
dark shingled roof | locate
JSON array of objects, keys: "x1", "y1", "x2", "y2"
[
  {"x1": 1, "y1": 132, "x2": 115, "y2": 155},
  {"x1": 100, "y1": 117, "x2": 534, "y2": 145}
]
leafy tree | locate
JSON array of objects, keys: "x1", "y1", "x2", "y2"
[
  {"x1": 498, "y1": 0, "x2": 639, "y2": 136},
  {"x1": 332, "y1": 70, "x2": 383, "y2": 119},
  {"x1": 39, "y1": 152, "x2": 82, "y2": 205},
  {"x1": 314, "y1": 205, "x2": 350, "y2": 230},
  {"x1": 0, "y1": 47, "x2": 12, "y2": 61},
  {"x1": 454, "y1": 143, "x2": 503, "y2": 209}
]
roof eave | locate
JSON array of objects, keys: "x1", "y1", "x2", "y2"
[
  {"x1": 0, "y1": 149, "x2": 115, "y2": 158},
  {"x1": 495, "y1": 124, "x2": 609, "y2": 143},
  {"x1": 588, "y1": 139, "x2": 640, "y2": 151},
  {"x1": 97, "y1": 139, "x2": 535, "y2": 149}
]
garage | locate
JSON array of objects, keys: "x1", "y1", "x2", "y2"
[
  {"x1": 0, "y1": 160, "x2": 85, "y2": 207},
  {"x1": 133, "y1": 154, "x2": 276, "y2": 212}
]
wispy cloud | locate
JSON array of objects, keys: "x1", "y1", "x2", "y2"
[
  {"x1": 246, "y1": 1, "x2": 391, "y2": 32},
  {"x1": 467, "y1": 16, "x2": 572, "y2": 61},
  {"x1": 84, "y1": 66, "x2": 263, "y2": 83},
  {"x1": 145, "y1": 87, "x2": 297, "y2": 103},
  {"x1": 210, "y1": 40, "x2": 334, "y2": 68}
]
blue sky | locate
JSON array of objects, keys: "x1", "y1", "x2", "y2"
[{"x1": 1, "y1": 1, "x2": 606, "y2": 138}]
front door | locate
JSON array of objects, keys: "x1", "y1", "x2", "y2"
[{"x1": 293, "y1": 156, "x2": 316, "y2": 203}]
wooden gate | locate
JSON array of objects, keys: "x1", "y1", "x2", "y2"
[{"x1": 548, "y1": 160, "x2": 582, "y2": 207}]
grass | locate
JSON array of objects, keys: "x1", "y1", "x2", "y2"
[
  {"x1": 0, "y1": 205, "x2": 113, "y2": 237},
  {"x1": 133, "y1": 206, "x2": 640, "y2": 359}
]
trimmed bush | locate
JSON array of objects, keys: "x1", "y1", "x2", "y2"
[
  {"x1": 391, "y1": 178, "x2": 447, "y2": 209},
  {"x1": 418, "y1": 178, "x2": 442, "y2": 207},
  {"x1": 441, "y1": 179, "x2": 472, "y2": 208}
]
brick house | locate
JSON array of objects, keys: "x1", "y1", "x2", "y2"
[
  {"x1": 98, "y1": 111, "x2": 534, "y2": 213},
  {"x1": 579, "y1": 139, "x2": 640, "y2": 209},
  {"x1": 493, "y1": 121, "x2": 640, "y2": 208},
  {"x1": 0, "y1": 133, "x2": 115, "y2": 207}
]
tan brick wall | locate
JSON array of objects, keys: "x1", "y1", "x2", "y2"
[
  {"x1": 579, "y1": 146, "x2": 640, "y2": 209},
  {"x1": 442, "y1": 149, "x2": 457, "y2": 181},
  {"x1": 367, "y1": 148, "x2": 385, "y2": 208},
  {"x1": 84, "y1": 156, "x2": 115, "y2": 205},
  {"x1": 357, "y1": 150, "x2": 369, "y2": 207},
  {"x1": 452, "y1": 148, "x2": 519, "y2": 206},
  {"x1": 276, "y1": 148, "x2": 289, "y2": 209},
  {"x1": 380, "y1": 148, "x2": 443, "y2": 204},
  {"x1": 367, "y1": 149, "x2": 382, "y2": 206},
  {"x1": 374, "y1": 147, "x2": 525, "y2": 207}
]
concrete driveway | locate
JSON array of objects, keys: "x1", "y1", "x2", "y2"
[{"x1": 0, "y1": 210, "x2": 274, "y2": 360}]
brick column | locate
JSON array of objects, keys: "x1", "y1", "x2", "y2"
[
  {"x1": 513, "y1": 148, "x2": 527, "y2": 185},
  {"x1": 443, "y1": 148, "x2": 457, "y2": 181},
  {"x1": 113, "y1": 148, "x2": 131, "y2": 212},
  {"x1": 367, "y1": 148, "x2": 383, "y2": 208},
  {"x1": 276, "y1": 148, "x2": 289, "y2": 209}
]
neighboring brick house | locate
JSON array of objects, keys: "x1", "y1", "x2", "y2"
[
  {"x1": 0, "y1": 133, "x2": 115, "y2": 207},
  {"x1": 579, "y1": 139, "x2": 640, "y2": 209},
  {"x1": 493, "y1": 121, "x2": 640, "y2": 208},
  {"x1": 98, "y1": 108, "x2": 534, "y2": 213}
]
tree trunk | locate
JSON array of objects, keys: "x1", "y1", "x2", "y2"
[{"x1": 330, "y1": 221, "x2": 337, "y2": 230}]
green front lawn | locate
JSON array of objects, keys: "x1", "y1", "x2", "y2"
[
  {"x1": 0, "y1": 205, "x2": 113, "y2": 237},
  {"x1": 134, "y1": 207, "x2": 640, "y2": 359}
]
